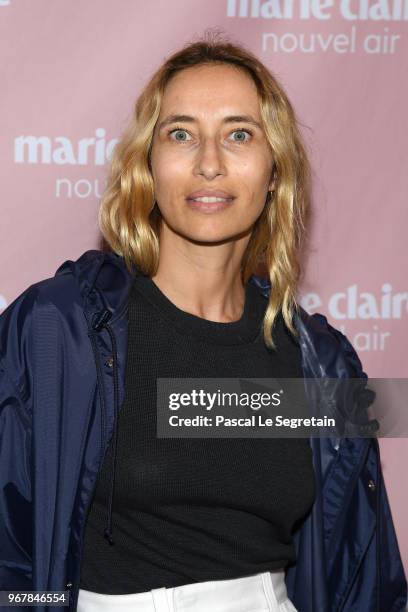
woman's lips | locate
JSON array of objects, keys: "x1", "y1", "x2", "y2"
[{"x1": 186, "y1": 196, "x2": 235, "y2": 213}]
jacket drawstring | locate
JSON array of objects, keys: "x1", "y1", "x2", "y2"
[
  {"x1": 102, "y1": 321, "x2": 120, "y2": 545},
  {"x1": 91, "y1": 308, "x2": 120, "y2": 546}
]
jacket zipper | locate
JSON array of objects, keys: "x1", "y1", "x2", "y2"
[{"x1": 68, "y1": 309, "x2": 113, "y2": 611}]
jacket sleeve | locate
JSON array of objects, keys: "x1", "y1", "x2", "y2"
[
  {"x1": 0, "y1": 287, "x2": 35, "y2": 592},
  {"x1": 321, "y1": 315, "x2": 408, "y2": 611}
]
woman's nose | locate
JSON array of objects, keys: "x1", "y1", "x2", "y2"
[{"x1": 194, "y1": 138, "x2": 226, "y2": 179}]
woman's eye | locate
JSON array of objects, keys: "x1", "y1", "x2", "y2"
[
  {"x1": 230, "y1": 129, "x2": 252, "y2": 144},
  {"x1": 169, "y1": 129, "x2": 192, "y2": 142}
]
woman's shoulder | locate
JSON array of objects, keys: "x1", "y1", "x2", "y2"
[
  {"x1": 248, "y1": 273, "x2": 366, "y2": 378},
  {"x1": 0, "y1": 250, "x2": 97, "y2": 331},
  {"x1": 2, "y1": 249, "x2": 131, "y2": 317},
  {"x1": 0, "y1": 249, "x2": 132, "y2": 359}
]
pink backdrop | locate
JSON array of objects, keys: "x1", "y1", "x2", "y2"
[{"x1": 1, "y1": 0, "x2": 407, "y2": 576}]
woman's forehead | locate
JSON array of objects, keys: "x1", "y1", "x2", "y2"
[{"x1": 160, "y1": 66, "x2": 260, "y2": 119}]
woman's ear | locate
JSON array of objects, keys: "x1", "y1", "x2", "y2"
[{"x1": 269, "y1": 165, "x2": 277, "y2": 192}]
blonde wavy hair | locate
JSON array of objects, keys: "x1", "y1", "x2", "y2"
[{"x1": 99, "y1": 29, "x2": 312, "y2": 350}]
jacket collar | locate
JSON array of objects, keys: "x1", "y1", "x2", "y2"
[
  {"x1": 55, "y1": 248, "x2": 362, "y2": 380},
  {"x1": 55, "y1": 249, "x2": 366, "y2": 379}
]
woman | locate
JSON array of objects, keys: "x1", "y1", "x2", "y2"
[{"x1": 0, "y1": 34, "x2": 406, "y2": 612}]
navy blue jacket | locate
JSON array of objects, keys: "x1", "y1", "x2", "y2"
[{"x1": 0, "y1": 249, "x2": 406, "y2": 611}]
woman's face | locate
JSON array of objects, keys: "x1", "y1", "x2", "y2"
[{"x1": 150, "y1": 63, "x2": 275, "y2": 245}]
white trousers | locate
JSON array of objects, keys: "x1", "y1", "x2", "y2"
[{"x1": 77, "y1": 569, "x2": 298, "y2": 612}]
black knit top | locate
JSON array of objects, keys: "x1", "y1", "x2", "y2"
[{"x1": 79, "y1": 272, "x2": 316, "y2": 594}]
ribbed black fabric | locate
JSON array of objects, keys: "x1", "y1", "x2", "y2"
[{"x1": 79, "y1": 272, "x2": 316, "y2": 594}]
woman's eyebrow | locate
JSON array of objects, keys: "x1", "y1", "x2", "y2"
[{"x1": 158, "y1": 114, "x2": 262, "y2": 130}]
